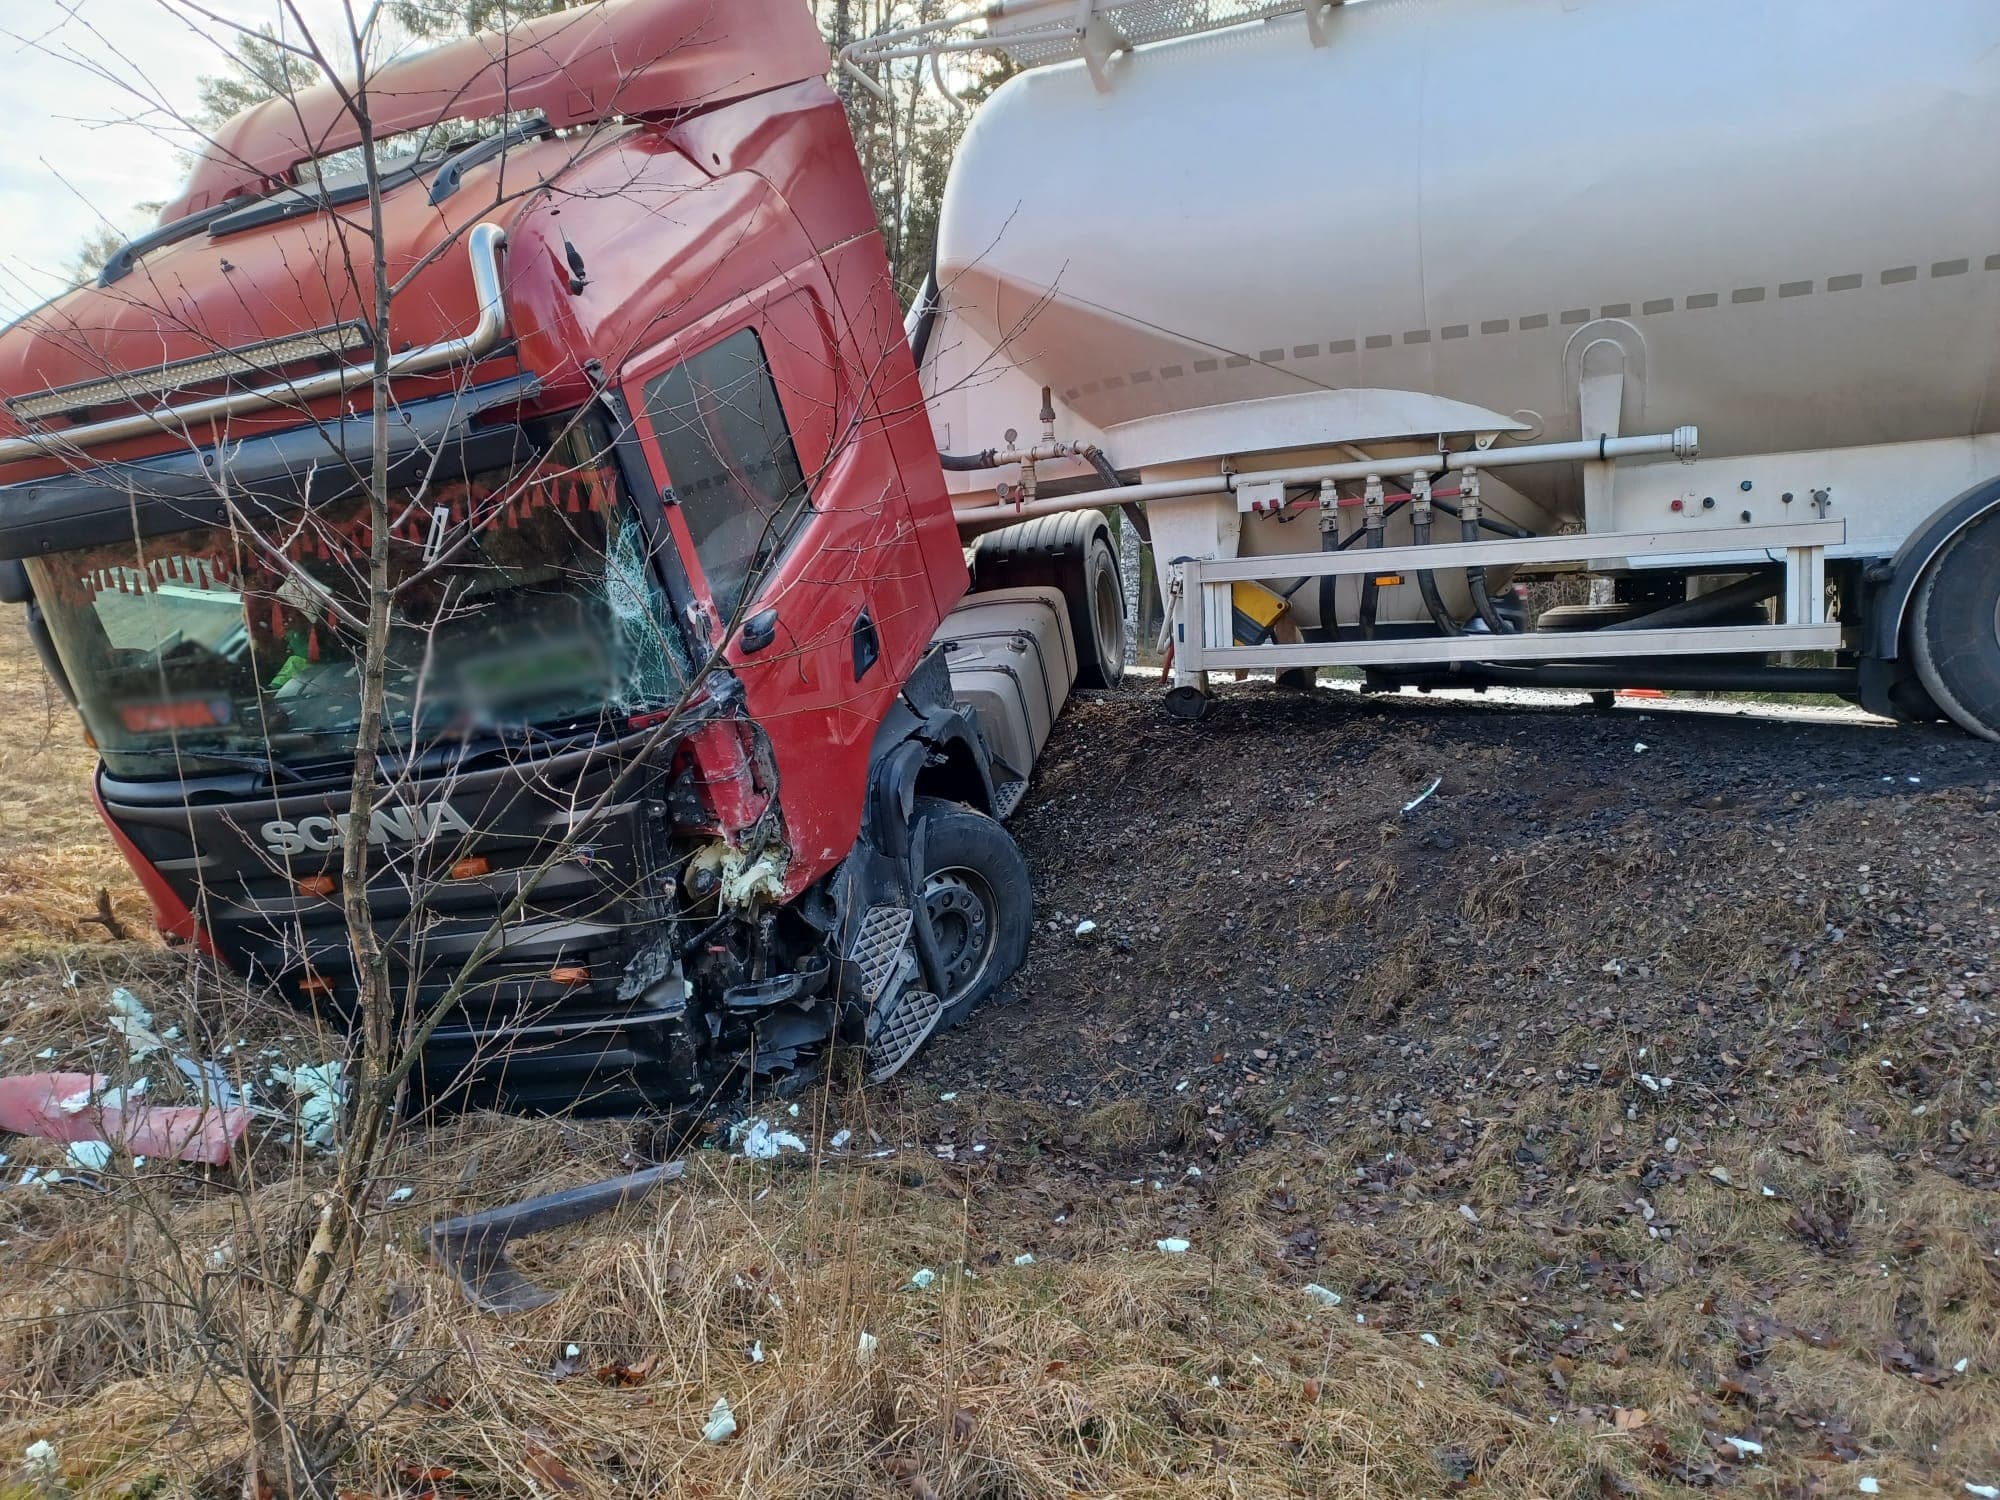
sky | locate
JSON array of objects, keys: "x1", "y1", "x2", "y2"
[{"x1": 0, "y1": 0, "x2": 357, "y2": 319}]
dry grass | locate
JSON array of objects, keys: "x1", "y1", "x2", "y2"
[
  {"x1": 2, "y1": 628, "x2": 1998, "y2": 1497},
  {"x1": 0, "y1": 614, "x2": 149, "y2": 956}
]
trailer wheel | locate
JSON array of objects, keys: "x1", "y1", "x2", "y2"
[
  {"x1": 1908, "y1": 510, "x2": 2000, "y2": 741},
  {"x1": 969, "y1": 511, "x2": 1127, "y2": 688},
  {"x1": 914, "y1": 797, "x2": 1032, "y2": 1027}
]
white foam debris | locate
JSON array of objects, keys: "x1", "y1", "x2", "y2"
[
  {"x1": 1155, "y1": 1237, "x2": 1191, "y2": 1254},
  {"x1": 737, "y1": 1119, "x2": 807, "y2": 1160},
  {"x1": 701, "y1": 1396, "x2": 737, "y2": 1443},
  {"x1": 1303, "y1": 1284, "x2": 1341, "y2": 1307}
]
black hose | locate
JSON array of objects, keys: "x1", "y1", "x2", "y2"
[
  {"x1": 1411, "y1": 511, "x2": 1464, "y2": 635},
  {"x1": 1431, "y1": 498, "x2": 1535, "y2": 540},
  {"x1": 1462, "y1": 513, "x2": 1513, "y2": 634},
  {"x1": 1318, "y1": 525, "x2": 1342, "y2": 640},
  {"x1": 1082, "y1": 447, "x2": 1123, "y2": 490},
  {"x1": 1358, "y1": 513, "x2": 1384, "y2": 640},
  {"x1": 938, "y1": 448, "x2": 999, "y2": 471}
]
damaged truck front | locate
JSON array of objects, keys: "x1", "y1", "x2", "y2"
[{"x1": 0, "y1": 0, "x2": 1107, "y2": 1111}]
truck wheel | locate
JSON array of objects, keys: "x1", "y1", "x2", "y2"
[
  {"x1": 969, "y1": 511, "x2": 1127, "y2": 688},
  {"x1": 1908, "y1": 511, "x2": 2000, "y2": 741},
  {"x1": 914, "y1": 797, "x2": 1031, "y2": 1027}
]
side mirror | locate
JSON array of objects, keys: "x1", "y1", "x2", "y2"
[{"x1": 739, "y1": 607, "x2": 779, "y2": 654}]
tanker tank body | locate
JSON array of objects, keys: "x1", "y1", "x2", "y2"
[{"x1": 917, "y1": 0, "x2": 2000, "y2": 675}]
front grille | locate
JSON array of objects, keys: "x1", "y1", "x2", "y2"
[{"x1": 102, "y1": 737, "x2": 691, "y2": 1112}]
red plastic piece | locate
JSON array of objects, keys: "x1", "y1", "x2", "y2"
[{"x1": 0, "y1": 1071, "x2": 249, "y2": 1167}]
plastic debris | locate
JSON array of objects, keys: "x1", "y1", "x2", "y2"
[
  {"x1": 737, "y1": 1119, "x2": 807, "y2": 1160},
  {"x1": 1633, "y1": 742, "x2": 1649, "y2": 754},
  {"x1": 387, "y1": 1186, "x2": 414, "y2": 1204},
  {"x1": 272, "y1": 1061, "x2": 346, "y2": 1152},
  {"x1": 1858, "y1": 1480, "x2": 1879, "y2": 1495},
  {"x1": 747, "y1": 1340, "x2": 764, "y2": 1363},
  {"x1": 938, "y1": 1091, "x2": 958, "y2": 1102},
  {"x1": 174, "y1": 1056, "x2": 242, "y2": 1111},
  {"x1": 1400, "y1": 777, "x2": 1443, "y2": 816},
  {"x1": 17, "y1": 1167, "x2": 57, "y2": 1188},
  {"x1": 828, "y1": 1128, "x2": 853, "y2": 1151},
  {"x1": 856, "y1": 1331, "x2": 879, "y2": 1363},
  {"x1": 65, "y1": 1140, "x2": 112, "y2": 1173},
  {"x1": 1968, "y1": 1484, "x2": 1999, "y2": 1499},
  {"x1": 701, "y1": 1396, "x2": 738, "y2": 1443},
  {"x1": 107, "y1": 1013, "x2": 165, "y2": 1058},
  {"x1": 1073, "y1": 919, "x2": 1099, "y2": 940},
  {"x1": 1419, "y1": 1332, "x2": 1441, "y2": 1348},
  {"x1": 0, "y1": 1071, "x2": 248, "y2": 1166},
  {"x1": 1722, "y1": 1436, "x2": 1763, "y2": 1458},
  {"x1": 1303, "y1": 1284, "x2": 1341, "y2": 1307},
  {"x1": 908, "y1": 1268, "x2": 937, "y2": 1290},
  {"x1": 23, "y1": 1439, "x2": 56, "y2": 1481},
  {"x1": 1458, "y1": 1204, "x2": 1480, "y2": 1225},
  {"x1": 107, "y1": 988, "x2": 153, "y2": 1029},
  {"x1": 1956, "y1": 1358, "x2": 1971, "y2": 1374},
  {"x1": 1013, "y1": 1253, "x2": 1036, "y2": 1267},
  {"x1": 1155, "y1": 1237, "x2": 1191, "y2": 1254}
]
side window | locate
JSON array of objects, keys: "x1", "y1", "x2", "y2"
[{"x1": 640, "y1": 327, "x2": 810, "y2": 626}]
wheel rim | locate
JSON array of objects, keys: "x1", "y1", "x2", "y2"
[
  {"x1": 1091, "y1": 552, "x2": 1126, "y2": 679},
  {"x1": 922, "y1": 864, "x2": 997, "y2": 1001}
]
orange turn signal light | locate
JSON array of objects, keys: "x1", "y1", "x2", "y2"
[
  {"x1": 549, "y1": 965, "x2": 590, "y2": 986},
  {"x1": 1371, "y1": 573, "x2": 1405, "y2": 587},
  {"x1": 450, "y1": 856, "x2": 491, "y2": 880},
  {"x1": 296, "y1": 875, "x2": 336, "y2": 897}
]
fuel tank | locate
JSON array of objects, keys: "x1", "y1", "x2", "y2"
[{"x1": 924, "y1": 0, "x2": 2000, "y2": 624}]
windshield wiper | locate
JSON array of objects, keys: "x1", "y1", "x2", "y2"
[{"x1": 105, "y1": 744, "x2": 313, "y2": 785}]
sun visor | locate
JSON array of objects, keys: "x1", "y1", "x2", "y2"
[{"x1": 0, "y1": 377, "x2": 538, "y2": 561}]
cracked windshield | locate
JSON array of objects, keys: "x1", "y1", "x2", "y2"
[{"x1": 26, "y1": 437, "x2": 685, "y2": 777}]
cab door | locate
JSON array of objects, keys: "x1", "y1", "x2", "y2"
[{"x1": 622, "y1": 282, "x2": 927, "y2": 889}]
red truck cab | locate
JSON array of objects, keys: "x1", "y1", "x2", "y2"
[{"x1": 0, "y1": 0, "x2": 1097, "y2": 1110}]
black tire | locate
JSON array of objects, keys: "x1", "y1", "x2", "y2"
[
  {"x1": 913, "y1": 796, "x2": 1032, "y2": 1027},
  {"x1": 1908, "y1": 511, "x2": 2000, "y2": 741},
  {"x1": 969, "y1": 511, "x2": 1127, "y2": 688}
]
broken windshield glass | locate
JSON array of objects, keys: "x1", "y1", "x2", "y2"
[{"x1": 28, "y1": 424, "x2": 690, "y2": 778}]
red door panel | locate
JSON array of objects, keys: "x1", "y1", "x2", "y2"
[{"x1": 622, "y1": 274, "x2": 936, "y2": 892}]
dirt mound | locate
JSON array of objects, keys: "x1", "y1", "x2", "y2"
[{"x1": 921, "y1": 685, "x2": 2000, "y2": 1174}]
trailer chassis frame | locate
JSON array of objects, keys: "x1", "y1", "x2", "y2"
[{"x1": 1169, "y1": 518, "x2": 1845, "y2": 684}]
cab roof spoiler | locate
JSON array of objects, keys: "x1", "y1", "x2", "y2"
[{"x1": 163, "y1": 0, "x2": 831, "y2": 221}]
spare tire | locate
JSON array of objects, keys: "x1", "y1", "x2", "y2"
[{"x1": 969, "y1": 510, "x2": 1127, "y2": 688}]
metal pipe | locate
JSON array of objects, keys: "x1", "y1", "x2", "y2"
[
  {"x1": 1425, "y1": 662, "x2": 1857, "y2": 695},
  {"x1": 0, "y1": 222, "x2": 509, "y2": 465},
  {"x1": 950, "y1": 425, "x2": 1699, "y2": 527}
]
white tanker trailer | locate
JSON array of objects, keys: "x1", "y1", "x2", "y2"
[{"x1": 847, "y1": 0, "x2": 2000, "y2": 736}]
